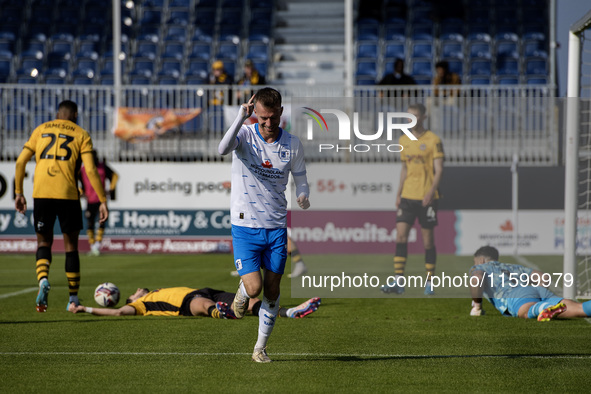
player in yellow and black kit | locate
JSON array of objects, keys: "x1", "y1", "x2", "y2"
[
  {"x1": 68, "y1": 286, "x2": 321, "y2": 320},
  {"x1": 382, "y1": 103, "x2": 444, "y2": 296},
  {"x1": 14, "y1": 100, "x2": 109, "y2": 312}
]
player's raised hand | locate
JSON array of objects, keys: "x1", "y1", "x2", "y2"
[
  {"x1": 297, "y1": 194, "x2": 310, "y2": 210},
  {"x1": 15, "y1": 194, "x2": 27, "y2": 214},
  {"x1": 241, "y1": 94, "x2": 255, "y2": 119}
]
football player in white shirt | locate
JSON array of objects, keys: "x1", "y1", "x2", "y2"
[{"x1": 218, "y1": 88, "x2": 310, "y2": 363}]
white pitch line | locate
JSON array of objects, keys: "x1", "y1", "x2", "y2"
[
  {"x1": 0, "y1": 287, "x2": 37, "y2": 300},
  {"x1": 1, "y1": 352, "x2": 591, "y2": 360}
]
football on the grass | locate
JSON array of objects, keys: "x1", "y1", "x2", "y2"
[{"x1": 94, "y1": 282, "x2": 120, "y2": 307}]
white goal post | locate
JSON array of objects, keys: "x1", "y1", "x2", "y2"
[{"x1": 564, "y1": 10, "x2": 591, "y2": 299}]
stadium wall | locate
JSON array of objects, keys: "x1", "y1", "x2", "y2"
[{"x1": 0, "y1": 162, "x2": 570, "y2": 255}]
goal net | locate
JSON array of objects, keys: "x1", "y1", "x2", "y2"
[{"x1": 565, "y1": 11, "x2": 591, "y2": 298}]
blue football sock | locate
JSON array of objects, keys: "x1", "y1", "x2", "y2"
[
  {"x1": 527, "y1": 301, "x2": 553, "y2": 319},
  {"x1": 582, "y1": 300, "x2": 591, "y2": 317}
]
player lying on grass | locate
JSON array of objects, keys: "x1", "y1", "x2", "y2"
[
  {"x1": 469, "y1": 246, "x2": 591, "y2": 321},
  {"x1": 68, "y1": 286, "x2": 321, "y2": 319}
]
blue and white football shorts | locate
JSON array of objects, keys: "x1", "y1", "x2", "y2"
[
  {"x1": 505, "y1": 286, "x2": 563, "y2": 317},
  {"x1": 231, "y1": 225, "x2": 288, "y2": 276}
]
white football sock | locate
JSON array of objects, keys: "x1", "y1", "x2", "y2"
[
  {"x1": 255, "y1": 295, "x2": 280, "y2": 350},
  {"x1": 239, "y1": 281, "x2": 250, "y2": 298}
]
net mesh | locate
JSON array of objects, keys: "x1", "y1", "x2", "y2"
[{"x1": 576, "y1": 28, "x2": 591, "y2": 297}]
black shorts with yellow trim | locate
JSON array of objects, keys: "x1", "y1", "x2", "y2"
[
  {"x1": 180, "y1": 288, "x2": 236, "y2": 316},
  {"x1": 33, "y1": 198, "x2": 83, "y2": 234},
  {"x1": 396, "y1": 198, "x2": 438, "y2": 229}
]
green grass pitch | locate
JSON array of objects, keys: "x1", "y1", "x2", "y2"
[{"x1": 1, "y1": 252, "x2": 591, "y2": 393}]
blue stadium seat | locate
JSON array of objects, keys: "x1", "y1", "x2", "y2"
[
  {"x1": 412, "y1": 43, "x2": 433, "y2": 58},
  {"x1": 384, "y1": 24, "x2": 406, "y2": 42},
  {"x1": 0, "y1": 39, "x2": 14, "y2": 58},
  {"x1": 130, "y1": 75, "x2": 151, "y2": 85},
  {"x1": 185, "y1": 75, "x2": 208, "y2": 85},
  {"x1": 497, "y1": 77, "x2": 519, "y2": 85},
  {"x1": 525, "y1": 58, "x2": 548, "y2": 75},
  {"x1": 135, "y1": 41, "x2": 158, "y2": 60},
  {"x1": 158, "y1": 76, "x2": 179, "y2": 85},
  {"x1": 138, "y1": 26, "x2": 160, "y2": 43},
  {"x1": 526, "y1": 77, "x2": 547, "y2": 85},
  {"x1": 159, "y1": 59, "x2": 182, "y2": 78},
  {"x1": 357, "y1": 30, "x2": 379, "y2": 42},
  {"x1": 18, "y1": 57, "x2": 44, "y2": 75},
  {"x1": 73, "y1": 75, "x2": 94, "y2": 85},
  {"x1": 357, "y1": 43, "x2": 379, "y2": 59},
  {"x1": 384, "y1": 42, "x2": 405, "y2": 60},
  {"x1": 356, "y1": 77, "x2": 376, "y2": 86},
  {"x1": 189, "y1": 42, "x2": 212, "y2": 60},
  {"x1": 218, "y1": 60, "x2": 236, "y2": 79},
  {"x1": 77, "y1": 40, "x2": 99, "y2": 59},
  {"x1": 131, "y1": 58, "x2": 155, "y2": 78},
  {"x1": 46, "y1": 53, "x2": 70, "y2": 75},
  {"x1": 523, "y1": 24, "x2": 546, "y2": 41},
  {"x1": 100, "y1": 76, "x2": 114, "y2": 85},
  {"x1": 161, "y1": 42, "x2": 185, "y2": 61},
  {"x1": 440, "y1": 18, "x2": 463, "y2": 38},
  {"x1": 17, "y1": 75, "x2": 39, "y2": 84},
  {"x1": 246, "y1": 43, "x2": 269, "y2": 61},
  {"x1": 467, "y1": 30, "x2": 491, "y2": 43},
  {"x1": 79, "y1": 24, "x2": 104, "y2": 42},
  {"x1": 469, "y1": 77, "x2": 490, "y2": 85},
  {"x1": 100, "y1": 58, "x2": 126, "y2": 76},
  {"x1": 165, "y1": 25, "x2": 188, "y2": 42},
  {"x1": 0, "y1": 24, "x2": 19, "y2": 42},
  {"x1": 50, "y1": 40, "x2": 73, "y2": 57},
  {"x1": 249, "y1": 32, "x2": 270, "y2": 44},
  {"x1": 496, "y1": 58, "x2": 519, "y2": 75},
  {"x1": 0, "y1": 57, "x2": 11, "y2": 83},
  {"x1": 523, "y1": 40, "x2": 548, "y2": 58},
  {"x1": 251, "y1": 60, "x2": 267, "y2": 77},
  {"x1": 73, "y1": 57, "x2": 98, "y2": 77},
  {"x1": 169, "y1": 0, "x2": 191, "y2": 6},
  {"x1": 186, "y1": 59, "x2": 209, "y2": 76},
  {"x1": 216, "y1": 42, "x2": 239, "y2": 61},
  {"x1": 445, "y1": 59, "x2": 463, "y2": 75},
  {"x1": 141, "y1": 9, "x2": 162, "y2": 26},
  {"x1": 411, "y1": 25, "x2": 433, "y2": 41},
  {"x1": 356, "y1": 61, "x2": 377, "y2": 78},
  {"x1": 45, "y1": 75, "x2": 66, "y2": 85},
  {"x1": 441, "y1": 42, "x2": 463, "y2": 59},
  {"x1": 411, "y1": 60, "x2": 432, "y2": 77},
  {"x1": 469, "y1": 59, "x2": 492, "y2": 76},
  {"x1": 496, "y1": 41, "x2": 518, "y2": 59},
  {"x1": 468, "y1": 42, "x2": 491, "y2": 59},
  {"x1": 495, "y1": 29, "x2": 518, "y2": 43},
  {"x1": 167, "y1": 10, "x2": 190, "y2": 26}
]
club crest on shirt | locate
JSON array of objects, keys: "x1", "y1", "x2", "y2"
[
  {"x1": 420, "y1": 144, "x2": 426, "y2": 151},
  {"x1": 278, "y1": 145, "x2": 290, "y2": 162}
]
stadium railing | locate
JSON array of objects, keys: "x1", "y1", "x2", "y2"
[{"x1": 0, "y1": 84, "x2": 557, "y2": 165}]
